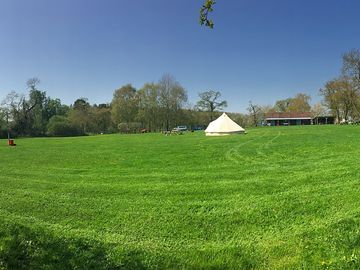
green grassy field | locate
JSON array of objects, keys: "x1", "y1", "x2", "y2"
[{"x1": 1, "y1": 125, "x2": 360, "y2": 269}]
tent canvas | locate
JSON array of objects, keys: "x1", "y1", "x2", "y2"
[{"x1": 205, "y1": 113, "x2": 245, "y2": 136}]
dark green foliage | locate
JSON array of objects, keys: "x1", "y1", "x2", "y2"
[
  {"x1": 1, "y1": 77, "x2": 230, "y2": 137},
  {"x1": 0, "y1": 127, "x2": 8, "y2": 139},
  {"x1": 47, "y1": 116, "x2": 84, "y2": 137},
  {"x1": 111, "y1": 85, "x2": 139, "y2": 127},
  {"x1": 0, "y1": 82, "x2": 114, "y2": 138}
]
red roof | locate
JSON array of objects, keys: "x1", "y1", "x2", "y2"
[{"x1": 265, "y1": 112, "x2": 312, "y2": 119}]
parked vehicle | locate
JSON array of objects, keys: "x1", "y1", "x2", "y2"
[
  {"x1": 173, "y1": 125, "x2": 188, "y2": 131},
  {"x1": 191, "y1": 125, "x2": 205, "y2": 131}
]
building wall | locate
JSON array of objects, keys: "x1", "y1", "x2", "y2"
[
  {"x1": 267, "y1": 119, "x2": 311, "y2": 126},
  {"x1": 267, "y1": 118, "x2": 336, "y2": 126}
]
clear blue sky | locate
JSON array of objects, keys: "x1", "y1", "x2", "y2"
[{"x1": 1, "y1": 0, "x2": 360, "y2": 112}]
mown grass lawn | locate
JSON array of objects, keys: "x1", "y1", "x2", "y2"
[{"x1": 0, "y1": 125, "x2": 360, "y2": 269}]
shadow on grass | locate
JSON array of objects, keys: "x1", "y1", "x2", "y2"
[
  {"x1": 2, "y1": 218, "x2": 359, "y2": 269},
  {"x1": 0, "y1": 223, "x2": 147, "y2": 270},
  {"x1": 0, "y1": 222, "x2": 263, "y2": 269},
  {"x1": 299, "y1": 215, "x2": 360, "y2": 269}
]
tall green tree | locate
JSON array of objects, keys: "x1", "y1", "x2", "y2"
[
  {"x1": 69, "y1": 98, "x2": 92, "y2": 134},
  {"x1": 137, "y1": 83, "x2": 160, "y2": 131},
  {"x1": 111, "y1": 84, "x2": 139, "y2": 127},
  {"x1": 28, "y1": 79, "x2": 48, "y2": 135},
  {"x1": 287, "y1": 93, "x2": 311, "y2": 112},
  {"x1": 0, "y1": 106, "x2": 8, "y2": 137},
  {"x1": 43, "y1": 98, "x2": 69, "y2": 121},
  {"x1": 320, "y1": 78, "x2": 358, "y2": 122},
  {"x1": 92, "y1": 104, "x2": 113, "y2": 133},
  {"x1": 274, "y1": 93, "x2": 311, "y2": 113},
  {"x1": 274, "y1": 98, "x2": 292, "y2": 112}
]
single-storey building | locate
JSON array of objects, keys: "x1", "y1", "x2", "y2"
[
  {"x1": 312, "y1": 115, "x2": 336, "y2": 125},
  {"x1": 265, "y1": 112, "x2": 335, "y2": 126}
]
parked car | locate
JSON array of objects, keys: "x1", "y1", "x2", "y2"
[
  {"x1": 173, "y1": 125, "x2": 188, "y2": 131},
  {"x1": 191, "y1": 125, "x2": 205, "y2": 131}
]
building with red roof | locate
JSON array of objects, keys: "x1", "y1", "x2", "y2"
[{"x1": 265, "y1": 112, "x2": 334, "y2": 126}]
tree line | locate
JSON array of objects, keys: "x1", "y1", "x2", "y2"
[{"x1": 0, "y1": 74, "x2": 241, "y2": 138}]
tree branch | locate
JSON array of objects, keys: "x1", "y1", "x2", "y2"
[{"x1": 200, "y1": 0, "x2": 216, "y2": 29}]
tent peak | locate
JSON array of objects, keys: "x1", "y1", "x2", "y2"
[{"x1": 205, "y1": 113, "x2": 245, "y2": 136}]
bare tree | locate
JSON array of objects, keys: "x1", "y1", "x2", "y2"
[
  {"x1": 1, "y1": 91, "x2": 29, "y2": 135},
  {"x1": 27, "y1": 77, "x2": 41, "y2": 91},
  {"x1": 342, "y1": 49, "x2": 360, "y2": 90},
  {"x1": 1, "y1": 91, "x2": 20, "y2": 128},
  {"x1": 111, "y1": 84, "x2": 139, "y2": 125},
  {"x1": 196, "y1": 90, "x2": 227, "y2": 121},
  {"x1": 247, "y1": 101, "x2": 262, "y2": 127},
  {"x1": 158, "y1": 74, "x2": 188, "y2": 131},
  {"x1": 311, "y1": 103, "x2": 327, "y2": 118},
  {"x1": 311, "y1": 103, "x2": 328, "y2": 124}
]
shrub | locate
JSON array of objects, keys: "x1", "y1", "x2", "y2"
[
  {"x1": 0, "y1": 127, "x2": 8, "y2": 139},
  {"x1": 47, "y1": 116, "x2": 83, "y2": 137}
]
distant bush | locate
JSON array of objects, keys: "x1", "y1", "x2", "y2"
[
  {"x1": 0, "y1": 127, "x2": 8, "y2": 139},
  {"x1": 47, "y1": 116, "x2": 84, "y2": 137}
]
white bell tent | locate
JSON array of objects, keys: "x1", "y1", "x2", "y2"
[{"x1": 205, "y1": 113, "x2": 245, "y2": 136}]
